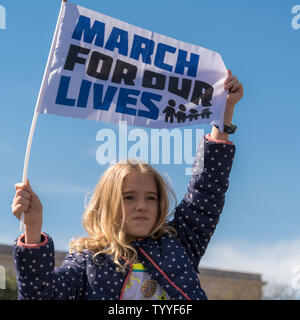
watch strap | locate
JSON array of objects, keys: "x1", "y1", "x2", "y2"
[{"x1": 214, "y1": 123, "x2": 237, "y2": 134}]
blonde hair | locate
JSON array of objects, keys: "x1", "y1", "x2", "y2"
[{"x1": 69, "y1": 160, "x2": 177, "y2": 272}]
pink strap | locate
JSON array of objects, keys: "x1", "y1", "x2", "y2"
[
  {"x1": 138, "y1": 247, "x2": 191, "y2": 300},
  {"x1": 17, "y1": 232, "x2": 49, "y2": 249},
  {"x1": 119, "y1": 257, "x2": 133, "y2": 300},
  {"x1": 205, "y1": 133, "x2": 233, "y2": 145}
]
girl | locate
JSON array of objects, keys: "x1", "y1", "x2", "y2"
[{"x1": 12, "y1": 71, "x2": 243, "y2": 300}]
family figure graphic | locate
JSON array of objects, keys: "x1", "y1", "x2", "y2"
[{"x1": 162, "y1": 99, "x2": 212, "y2": 123}]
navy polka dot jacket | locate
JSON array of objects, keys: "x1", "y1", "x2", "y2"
[{"x1": 13, "y1": 134, "x2": 235, "y2": 300}]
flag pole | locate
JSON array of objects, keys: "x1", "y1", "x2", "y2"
[{"x1": 20, "y1": 0, "x2": 67, "y2": 231}]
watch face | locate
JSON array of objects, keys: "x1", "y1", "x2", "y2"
[{"x1": 224, "y1": 124, "x2": 237, "y2": 134}]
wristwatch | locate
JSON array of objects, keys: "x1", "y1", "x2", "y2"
[{"x1": 214, "y1": 123, "x2": 237, "y2": 134}]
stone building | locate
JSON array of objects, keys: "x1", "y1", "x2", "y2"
[
  {"x1": 0, "y1": 243, "x2": 265, "y2": 300},
  {"x1": 198, "y1": 267, "x2": 265, "y2": 300}
]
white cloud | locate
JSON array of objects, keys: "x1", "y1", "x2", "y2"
[{"x1": 200, "y1": 239, "x2": 300, "y2": 290}]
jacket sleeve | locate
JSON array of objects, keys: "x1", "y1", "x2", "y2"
[
  {"x1": 13, "y1": 233, "x2": 87, "y2": 300},
  {"x1": 172, "y1": 134, "x2": 236, "y2": 271}
]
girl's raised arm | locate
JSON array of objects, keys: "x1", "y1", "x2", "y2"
[{"x1": 172, "y1": 71, "x2": 243, "y2": 271}]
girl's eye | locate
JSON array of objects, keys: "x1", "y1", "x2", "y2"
[
  {"x1": 148, "y1": 196, "x2": 157, "y2": 201},
  {"x1": 124, "y1": 195, "x2": 134, "y2": 200}
]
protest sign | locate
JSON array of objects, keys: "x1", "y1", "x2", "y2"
[{"x1": 37, "y1": 2, "x2": 228, "y2": 129}]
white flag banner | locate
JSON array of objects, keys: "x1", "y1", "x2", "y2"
[{"x1": 37, "y1": 2, "x2": 228, "y2": 129}]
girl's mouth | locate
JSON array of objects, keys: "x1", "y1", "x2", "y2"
[{"x1": 134, "y1": 217, "x2": 148, "y2": 221}]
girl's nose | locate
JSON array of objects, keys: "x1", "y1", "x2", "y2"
[{"x1": 136, "y1": 199, "x2": 147, "y2": 211}]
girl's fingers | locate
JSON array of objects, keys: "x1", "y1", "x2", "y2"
[
  {"x1": 15, "y1": 183, "x2": 25, "y2": 190},
  {"x1": 224, "y1": 79, "x2": 239, "y2": 91},
  {"x1": 224, "y1": 76, "x2": 238, "y2": 86},
  {"x1": 12, "y1": 180, "x2": 39, "y2": 222},
  {"x1": 15, "y1": 180, "x2": 35, "y2": 197},
  {"x1": 12, "y1": 186, "x2": 31, "y2": 217},
  {"x1": 12, "y1": 203, "x2": 29, "y2": 218},
  {"x1": 15, "y1": 189, "x2": 31, "y2": 200},
  {"x1": 14, "y1": 195, "x2": 30, "y2": 206},
  {"x1": 230, "y1": 82, "x2": 243, "y2": 92},
  {"x1": 15, "y1": 183, "x2": 30, "y2": 194},
  {"x1": 13, "y1": 188, "x2": 31, "y2": 207},
  {"x1": 25, "y1": 179, "x2": 37, "y2": 197}
]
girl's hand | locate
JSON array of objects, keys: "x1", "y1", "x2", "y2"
[
  {"x1": 12, "y1": 179, "x2": 43, "y2": 243},
  {"x1": 210, "y1": 70, "x2": 243, "y2": 141},
  {"x1": 224, "y1": 70, "x2": 244, "y2": 107}
]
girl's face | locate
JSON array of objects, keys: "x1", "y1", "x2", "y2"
[{"x1": 122, "y1": 172, "x2": 159, "y2": 238}]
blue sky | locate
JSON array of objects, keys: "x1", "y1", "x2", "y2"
[{"x1": 1, "y1": 0, "x2": 300, "y2": 291}]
